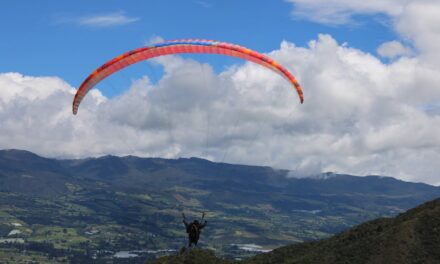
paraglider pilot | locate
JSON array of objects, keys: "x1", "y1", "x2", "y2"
[{"x1": 182, "y1": 212, "x2": 207, "y2": 248}]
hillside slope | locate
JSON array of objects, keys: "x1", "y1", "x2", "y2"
[{"x1": 245, "y1": 197, "x2": 440, "y2": 264}]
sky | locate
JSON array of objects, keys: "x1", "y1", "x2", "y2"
[{"x1": 1, "y1": 0, "x2": 440, "y2": 185}]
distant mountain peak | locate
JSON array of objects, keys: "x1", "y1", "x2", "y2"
[{"x1": 1, "y1": 149, "x2": 40, "y2": 156}]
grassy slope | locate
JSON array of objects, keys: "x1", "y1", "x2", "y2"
[{"x1": 245, "y1": 198, "x2": 440, "y2": 264}]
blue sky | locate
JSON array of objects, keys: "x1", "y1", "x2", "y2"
[
  {"x1": 1, "y1": 0, "x2": 440, "y2": 185},
  {"x1": 1, "y1": 0, "x2": 396, "y2": 94}
]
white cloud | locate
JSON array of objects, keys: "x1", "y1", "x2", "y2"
[
  {"x1": 145, "y1": 35, "x2": 165, "y2": 46},
  {"x1": 377, "y1": 41, "x2": 412, "y2": 59},
  {"x1": 286, "y1": 0, "x2": 414, "y2": 25},
  {"x1": 76, "y1": 12, "x2": 139, "y2": 27},
  {"x1": 395, "y1": 1, "x2": 440, "y2": 63},
  {"x1": 287, "y1": 159, "x2": 324, "y2": 178},
  {"x1": 286, "y1": 0, "x2": 440, "y2": 62},
  {"x1": 0, "y1": 73, "x2": 106, "y2": 157},
  {"x1": 195, "y1": 1, "x2": 212, "y2": 8},
  {"x1": 286, "y1": 0, "x2": 410, "y2": 25},
  {"x1": 0, "y1": 73, "x2": 73, "y2": 102}
]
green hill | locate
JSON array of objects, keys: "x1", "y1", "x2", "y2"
[{"x1": 246, "y1": 197, "x2": 440, "y2": 264}]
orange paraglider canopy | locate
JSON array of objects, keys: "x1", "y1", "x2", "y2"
[{"x1": 73, "y1": 39, "x2": 304, "y2": 114}]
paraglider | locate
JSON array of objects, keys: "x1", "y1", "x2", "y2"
[
  {"x1": 182, "y1": 212, "x2": 207, "y2": 248},
  {"x1": 72, "y1": 39, "x2": 304, "y2": 114}
]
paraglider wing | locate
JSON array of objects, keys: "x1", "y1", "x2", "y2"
[{"x1": 72, "y1": 39, "x2": 304, "y2": 114}]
